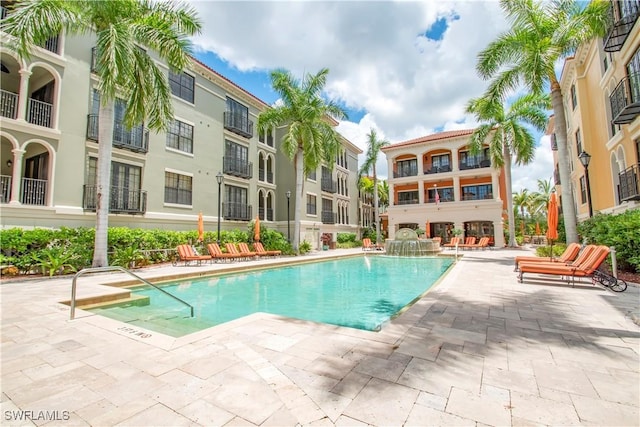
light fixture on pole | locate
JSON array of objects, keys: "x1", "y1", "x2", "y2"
[
  {"x1": 216, "y1": 171, "x2": 223, "y2": 244},
  {"x1": 6, "y1": 159, "x2": 12, "y2": 168},
  {"x1": 578, "y1": 151, "x2": 593, "y2": 218},
  {"x1": 286, "y1": 190, "x2": 291, "y2": 243}
]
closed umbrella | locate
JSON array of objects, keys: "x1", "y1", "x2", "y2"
[
  {"x1": 254, "y1": 215, "x2": 260, "y2": 242},
  {"x1": 197, "y1": 212, "x2": 204, "y2": 242},
  {"x1": 425, "y1": 220, "x2": 430, "y2": 238},
  {"x1": 535, "y1": 222, "x2": 541, "y2": 236},
  {"x1": 546, "y1": 192, "x2": 559, "y2": 259}
]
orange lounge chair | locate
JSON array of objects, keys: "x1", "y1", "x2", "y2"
[
  {"x1": 514, "y1": 242, "x2": 581, "y2": 270},
  {"x1": 517, "y1": 245, "x2": 610, "y2": 285},
  {"x1": 237, "y1": 243, "x2": 258, "y2": 259},
  {"x1": 254, "y1": 242, "x2": 281, "y2": 257},
  {"x1": 442, "y1": 237, "x2": 460, "y2": 249},
  {"x1": 362, "y1": 238, "x2": 383, "y2": 251},
  {"x1": 516, "y1": 244, "x2": 595, "y2": 272},
  {"x1": 207, "y1": 243, "x2": 236, "y2": 263},
  {"x1": 225, "y1": 243, "x2": 253, "y2": 261},
  {"x1": 430, "y1": 237, "x2": 442, "y2": 246},
  {"x1": 175, "y1": 244, "x2": 211, "y2": 266},
  {"x1": 459, "y1": 236, "x2": 477, "y2": 250},
  {"x1": 468, "y1": 237, "x2": 490, "y2": 250}
]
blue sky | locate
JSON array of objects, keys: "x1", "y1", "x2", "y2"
[{"x1": 189, "y1": 1, "x2": 553, "y2": 192}]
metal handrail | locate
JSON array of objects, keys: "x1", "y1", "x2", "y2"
[{"x1": 70, "y1": 266, "x2": 194, "y2": 320}]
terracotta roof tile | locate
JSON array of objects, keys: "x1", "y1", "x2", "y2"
[{"x1": 382, "y1": 129, "x2": 475, "y2": 151}]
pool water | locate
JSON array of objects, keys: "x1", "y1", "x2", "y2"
[{"x1": 89, "y1": 256, "x2": 453, "y2": 337}]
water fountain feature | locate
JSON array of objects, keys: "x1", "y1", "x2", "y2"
[{"x1": 385, "y1": 228, "x2": 441, "y2": 256}]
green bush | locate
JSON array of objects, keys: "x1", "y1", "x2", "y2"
[
  {"x1": 535, "y1": 243, "x2": 567, "y2": 258},
  {"x1": 337, "y1": 233, "x2": 356, "y2": 243},
  {"x1": 337, "y1": 241, "x2": 360, "y2": 249},
  {"x1": 299, "y1": 240, "x2": 312, "y2": 254},
  {"x1": 578, "y1": 210, "x2": 640, "y2": 273}
]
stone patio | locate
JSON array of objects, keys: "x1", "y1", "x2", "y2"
[{"x1": 1, "y1": 247, "x2": 639, "y2": 426}]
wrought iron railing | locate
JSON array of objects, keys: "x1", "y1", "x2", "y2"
[
  {"x1": 83, "y1": 185, "x2": 147, "y2": 214},
  {"x1": 27, "y1": 99, "x2": 52, "y2": 128},
  {"x1": 21, "y1": 178, "x2": 47, "y2": 205},
  {"x1": 424, "y1": 164, "x2": 451, "y2": 174},
  {"x1": 39, "y1": 35, "x2": 60, "y2": 54},
  {"x1": 223, "y1": 202, "x2": 252, "y2": 221},
  {"x1": 307, "y1": 203, "x2": 317, "y2": 215},
  {"x1": 604, "y1": 0, "x2": 640, "y2": 52},
  {"x1": 321, "y1": 178, "x2": 337, "y2": 193},
  {"x1": 618, "y1": 163, "x2": 640, "y2": 201},
  {"x1": 321, "y1": 211, "x2": 337, "y2": 224},
  {"x1": 223, "y1": 156, "x2": 252, "y2": 179},
  {"x1": 164, "y1": 187, "x2": 191, "y2": 206},
  {"x1": 0, "y1": 175, "x2": 11, "y2": 203},
  {"x1": 223, "y1": 111, "x2": 253, "y2": 138},
  {"x1": 258, "y1": 207, "x2": 274, "y2": 221},
  {"x1": 397, "y1": 199, "x2": 419, "y2": 205},
  {"x1": 259, "y1": 132, "x2": 274, "y2": 147},
  {"x1": 460, "y1": 158, "x2": 491, "y2": 170},
  {"x1": 0, "y1": 90, "x2": 18, "y2": 119},
  {"x1": 610, "y1": 72, "x2": 640, "y2": 124},
  {"x1": 393, "y1": 166, "x2": 418, "y2": 178},
  {"x1": 86, "y1": 114, "x2": 149, "y2": 153}
]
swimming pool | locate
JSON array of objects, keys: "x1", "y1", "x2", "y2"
[{"x1": 88, "y1": 255, "x2": 454, "y2": 337}]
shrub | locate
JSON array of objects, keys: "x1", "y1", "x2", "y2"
[
  {"x1": 299, "y1": 240, "x2": 312, "y2": 254},
  {"x1": 337, "y1": 233, "x2": 356, "y2": 244},
  {"x1": 535, "y1": 243, "x2": 567, "y2": 258}
]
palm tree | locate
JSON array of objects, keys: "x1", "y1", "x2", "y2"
[
  {"x1": 513, "y1": 189, "x2": 532, "y2": 236},
  {"x1": 476, "y1": 0, "x2": 610, "y2": 244},
  {"x1": 359, "y1": 129, "x2": 390, "y2": 245},
  {"x1": 378, "y1": 180, "x2": 389, "y2": 213},
  {"x1": 466, "y1": 92, "x2": 549, "y2": 247},
  {"x1": 3, "y1": 0, "x2": 201, "y2": 267},
  {"x1": 257, "y1": 68, "x2": 347, "y2": 252},
  {"x1": 530, "y1": 178, "x2": 553, "y2": 218}
]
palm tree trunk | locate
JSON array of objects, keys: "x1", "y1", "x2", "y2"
[
  {"x1": 550, "y1": 83, "x2": 578, "y2": 243},
  {"x1": 293, "y1": 147, "x2": 304, "y2": 252},
  {"x1": 92, "y1": 99, "x2": 115, "y2": 267},
  {"x1": 503, "y1": 145, "x2": 517, "y2": 247},
  {"x1": 372, "y1": 165, "x2": 380, "y2": 245}
]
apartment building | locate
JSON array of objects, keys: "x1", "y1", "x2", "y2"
[
  {"x1": 0, "y1": 24, "x2": 362, "y2": 247},
  {"x1": 382, "y1": 129, "x2": 507, "y2": 247},
  {"x1": 550, "y1": 0, "x2": 640, "y2": 218}
]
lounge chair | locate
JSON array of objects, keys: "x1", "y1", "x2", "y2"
[
  {"x1": 430, "y1": 237, "x2": 442, "y2": 246},
  {"x1": 442, "y1": 237, "x2": 460, "y2": 249},
  {"x1": 254, "y1": 242, "x2": 281, "y2": 257},
  {"x1": 237, "y1": 243, "x2": 258, "y2": 259},
  {"x1": 362, "y1": 238, "x2": 383, "y2": 251},
  {"x1": 516, "y1": 244, "x2": 596, "y2": 272},
  {"x1": 226, "y1": 243, "x2": 254, "y2": 261},
  {"x1": 459, "y1": 236, "x2": 477, "y2": 250},
  {"x1": 207, "y1": 243, "x2": 236, "y2": 263},
  {"x1": 175, "y1": 244, "x2": 211, "y2": 266},
  {"x1": 468, "y1": 237, "x2": 490, "y2": 250},
  {"x1": 517, "y1": 245, "x2": 610, "y2": 285},
  {"x1": 514, "y1": 242, "x2": 581, "y2": 270}
]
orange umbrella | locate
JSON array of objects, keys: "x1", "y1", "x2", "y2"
[
  {"x1": 197, "y1": 212, "x2": 204, "y2": 242},
  {"x1": 254, "y1": 215, "x2": 260, "y2": 242},
  {"x1": 425, "y1": 220, "x2": 430, "y2": 238},
  {"x1": 546, "y1": 193, "x2": 558, "y2": 241},
  {"x1": 535, "y1": 222, "x2": 541, "y2": 235}
]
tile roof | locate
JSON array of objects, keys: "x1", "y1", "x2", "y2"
[{"x1": 381, "y1": 129, "x2": 475, "y2": 151}]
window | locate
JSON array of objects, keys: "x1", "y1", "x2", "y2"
[
  {"x1": 224, "y1": 140, "x2": 251, "y2": 178},
  {"x1": 307, "y1": 169, "x2": 317, "y2": 181},
  {"x1": 580, "y1": 176, "x2": 587, "y2": 204},
  {"x1": 571, "y1": 84, "x2": 577, "y2": 110},
  {"x1": 224, "y1": 185, "x2": 250, "y2": 220},
  {"x1": 461, "y1": 184, "x2": 493, "y2": 201},
  {"x1": 86, "y1": 159, "x2": 145, "y2": 213},
  {"x1": 164, "y1": 172, "x2": 192, "y2": 205},
  {"x1": 460, "y1": 148, "x2": 490, "y2": 169},
  {"x1": 397, "y1": 191, "x2": 419, "y2": 204},
  {"x1": 166, "y1": 120, "x2": 194, "y2": 153},
  {"x1": 432, "y1": 154, "x2": 450, "y2": 169},
  {"x1": 259, "y1": 128, "x2": 274, "y2": 147},
  {"x1": 225, "y1": 97, "x2": 252, "y2": 137},
  {"x1": 396, "y1": 159, "x2": 418, "y2": 177},
  {"x1": 427, "y1": 187, "x2": 453, "y2": 203},
  {"x1": 307, "y1": 194, "x2": 317, "y2": 215},
  {"x1": 169, "y1": 71, "x2": 194, "y2": 103},
  {"x1": 575, "y1": 128, "x2": 582, "y2": 155}
]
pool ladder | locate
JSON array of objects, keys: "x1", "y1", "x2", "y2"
[{"x1": 70, "y1": 266, "x2": 194, "y2": 320}]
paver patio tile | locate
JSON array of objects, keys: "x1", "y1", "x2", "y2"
[
  {"x1": 532, "y1": 362, "x2": 599, "y2": 398},
  {"x1": 429, "y1": 324, "x2": 486, "y2": 345},
  {"x1": 445, "y1": 387, "x2": 511, "y2": 426},
  {"x1": 395, "y1": 335, "x2": 442, "y2": 361},
  {"x1": 482, "y1": 366, "x2": 538, "y2": 395},
  {"x1": 352, "y1": 354, "x2": 408, "y2": 382},
  {"x1": 585, "y1": 369, "x2": 640, "y2": 406},
  {"x1": 510, "y1": 390, "x2": 580, "y2": 426},
  {"x1": 538, "y1": 386, "x2": 573, "y2": 404},
  {"x1": 179, "y1": 355, "x2": 237, "y2": 379},
  {"x1": 571, "y1": 393, "x2": 639, "y2": 426},
  {"x1": 303, "y1": 387, "x2": 352, "y2": 423},
  {"x1": 94, "y1": 371, "x2": 166, "y2": 406},
  {"x1": 1, "y1": 354, "x2": 46, "y2": 376},
  {"x1": 406, "y1": 404, "x2": 475, "y2": 426},
  {"x1": 330, "y1": 370, "x2": 370, "y2": 399},
  {"x1": 116, "y1": 402, "x2": 192, "y2": 426},
  {"x1": 397, "y1": 355, "x2": 482, "y2": 397},
  {"x1": 334, "y1": 415, "x2": 369, "y2": 426},
  {"x1": 343, "y1": 378, "x2": 418, "y2": 425},
  {"x1": 305, "y1": 354, "x2": 358, "y2": 380},
  {"x1": 415, "y1": 391, "x2": 447, "y2": 411},
  {"x1": 178, "y1": 398, "x2": 235, "y2": 426}
]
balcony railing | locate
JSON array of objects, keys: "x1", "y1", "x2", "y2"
[
  {"x1": 610, "y1": 73, "x2": 640, "y2": 124},
  {"x1": 87, "y1": 114, "x2": 149, "y2": 153},
  {"x1": 258, "y1": 207, "x2": 274, "y2": 221},
  {"x1": 28, "y1": 99, "x2": 52, "y2": 128},
  {"x1": 397, "y1": 199, "x2": 419, "y2": 205},
  {"x1": 223, "y1": 111, "x2": 253, "y2": 138},
  {"x1": 0, "y1": 175, "x2": 11, "y2": 203},
  {"x1": 0, "y1": 90, "x2": 18, "y2": 119},
  {"x1": 321, "y1": 178, "x2": 337, "y2": 193},
  {"x1": 424, "y1": 164, "x2": 451, "y2": 174},
  {"x1": 393, "y1": 167, "x2": 418, "y2": 178},
  {"x1": 21, "y1": 178, "x2": 47, "y2": 205},
  {"x1": 321, "y1": 211, "x2": 336, "y2": 224},
  {"x1": 223, "y1": 156, "x2": 252, "y2": 179},
  {"x1": 38, "y1": 35, "x2": 60, "y2": 55},
  {"x1": 83, "y1": 185, "x2": 147, "y2": 214},
  {"x1": 460, "y1": 159, "x2": 491, "y2": 170},
  {"x1": 604, "y1": 1, "x2": 640, "y2": 52},
  {"x1": 223, "y1": 202, "x2": 252, "y2": 221},
  {"x1": 618, "y1": 163, "x2": 640, "y2": 201}
]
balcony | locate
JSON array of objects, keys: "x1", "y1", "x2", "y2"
[
  {"x1": 87, "y1": 114, "x2": 149, "y2": 153},
  {"x1": 610, "y1": 73, "x2": 640, "y2": 124},
  {"x1": 0, "y1": 90, "x2": 18, "y2": 119},
  {"x1": 83, "y1": 185, "x2": 147, "y2": 214},
  {"x1": 397, "y1": 199, "x2": 419, "y2": 205},
  {"x1": 604, "y1": 1, "x2": 640, "y2": 52},
  {"x1": 39, "y1": 35, "x2": 60, "y2": 55},
  {"x1": 460, "y1": 159, "x2": 491, "y2": 170},
  {"x1": 21, "y1": 178, "x2": 47, "y2": 205},
  {"x1": 258, "y1": 168, "x2": 274, "y2": 183},
  {"x1": 321, "y1": 210, "x2": 336, "y2": 224},
  {"x1": 0, "y1": 175, "x2": 11, "y2": 203},
  {"x1": 321, "y1": 178, "x2": 337, "y2": 193},
  {"x1": 393, "y1": 167, "x2": 418, "y2": 178},
  {"x1": 224, "y1": 111, "x2": 253, "y2": 138},
  {"x1": 223, "y1": 202, "x2": 252, "y2": 221},
  {"x1": 223, "y1": 156, "x2": 252, "y2": 179},
  {"x1": 618, "y1": 163, "x2": 640, "y2": 201},
  {"x1": 28, "y1": 99, "x2": 52, "y2": 128},
  {"x1": 424, "y1": 164, "x2": 451, "y2": 174}
]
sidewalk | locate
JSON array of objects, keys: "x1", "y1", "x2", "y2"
[{"x1": 1, "y1": 248, "x2": 638, "y2": 426}]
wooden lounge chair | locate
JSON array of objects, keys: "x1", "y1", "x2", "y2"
[
  {"x1": 237, "y1": 243, "x2": 258, "y2": 259},
  {"x1": 254, "y1": 242, "x2": 281, "y2": 257},
  {"x1": 207, "y1": 243, "x2": 236, "y2": 263},
  {"x1": 175, "y1": 244, "x2": 211, "y2": 266},
  {"x1": 468, "y1": 236, "x2": 490, "y2": 250},
  {"x1": 442, "y1": 237, "x2": 460, "y2": 249},
  {"x1": 459, "y1": 236, "x2": 477, "y2": 250},
  {"x1": 517, "y1": 245, "x2": 610, "y2": 285},
  {"x1": 514, "y1": 242, "x2": 581, "y2": 270}
]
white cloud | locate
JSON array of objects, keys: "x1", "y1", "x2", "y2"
[
  {"x1": 190, "y1": 1, "x2": 553, "y2": 188},
  {"x1": 512, "y1": 135, "x2": 555, "y2": 193}
]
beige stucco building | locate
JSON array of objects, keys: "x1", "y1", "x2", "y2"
[
  {"x1": 0, "y1": 19, "x2": 362, "y2": 249},
  {"x1": 382, "y1": 129, "x2": 507, "y2": 247},
  {"x1": 550, "y1": 1, "x2": 640, "y2": 218}
]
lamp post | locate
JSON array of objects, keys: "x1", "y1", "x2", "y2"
[
  {"x1": 216, "y1": 171, "x2": 223, "y2": 244},
  {"x1": 578, "y1": 151, "x2": 593, "y2": 218},
  {"x1": 286, "y1": 190, "x2": 291, "y2": 243}
]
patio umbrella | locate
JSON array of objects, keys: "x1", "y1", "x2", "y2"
[
  {"x1": 197, "y1": 212, "x2": 204, "y2": 242},
  {"x1": 425, "y1": 220, "x2": 430, "y2": 238},
  {"x1": 535, "y1": 222, "x2": 541, "y2": 235},
  {"x1": 546, "y1": 192, "x2": 559, "y2": 259},
  {"x1": 254, "y1": 215, "x2": 260, "y2": 242}
]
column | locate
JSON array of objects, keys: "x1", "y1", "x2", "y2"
[
  {"x1": 16, "y1": 70, "x2": 31, "y2": 122},
  {"x1": 453, "y1": 176, "x2": 460, "y2": 202},
  {"x1": 451, "y1": 150, "x2": 459, "y2": 172},
  {"x1": 418, "y1": 181, "x2": 424, "y2": 204},
  {"x1": 493, "y1": 220, "x2": 505, "y2": 247},
  {"x1": 491, "y1": 171, "x2": 501, "y2": 201},
  {"x1": 9, "y1": 149, "x2": 25, "y2": 204}
]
